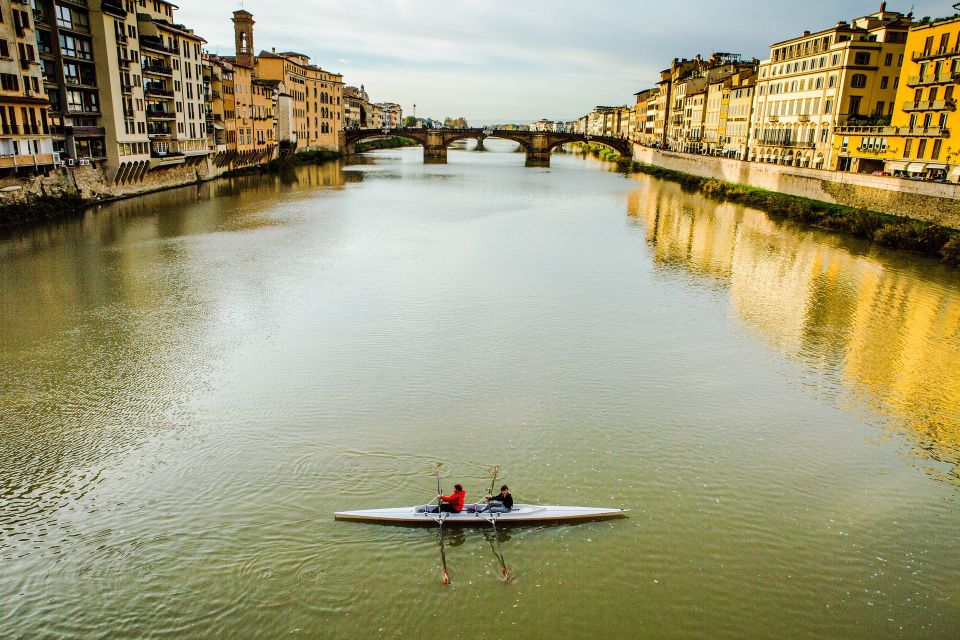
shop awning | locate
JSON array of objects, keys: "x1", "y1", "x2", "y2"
[
  {"x1": 949, "y1": 166, "x2": 960, "y2": 183},
  {"x1": 925, "y1": 163, "x2": 947, "y2": 171},
  {"x1": 906, "y1": 162, "x2": 927, "y2": 173},
  {"x1": 212, "y1": 124, "x2": 225, "y2": 131},
  {"x1": 885, "y1": 161, "x2": 908, "y2": 172}
]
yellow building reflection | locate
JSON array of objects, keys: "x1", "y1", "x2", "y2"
[{"x1": 629, "y1": 177, "x2": 960, "y2": 478}]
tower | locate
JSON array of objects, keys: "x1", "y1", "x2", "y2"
[{"x1": 232, "y1": 10, "x2": 255, "y2": 68}]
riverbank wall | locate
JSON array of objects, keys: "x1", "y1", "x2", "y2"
[
  {"x1": 632, "y1": 146, "x2": 960, "y2": 230},
  {"x1": 0, "y1": 150, "x2": 340, "y2": 231}
]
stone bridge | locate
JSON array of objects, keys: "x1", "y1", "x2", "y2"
[{"x1": 343, "y1": 128, "x2": 633, "y2": 166}]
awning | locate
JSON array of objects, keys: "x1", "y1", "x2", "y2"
[
  {"x1": 949, "y1": 166, "x2": 960, "y2": 182},
  {"x1": 212, "y1": 124, "x2": 225, "y2": 130},
  {"x1": 906, "y1": 162, "x2": 926, "y2": 173},
  {"x1": 885, "y1": 161, "x2": 908, "y2": 172},
  {"x1": 925, "y1": 163, "x2": 947, "y2": 171}
]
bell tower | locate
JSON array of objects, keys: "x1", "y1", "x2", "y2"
[{"x1": 232, "y1": 10, "x2": 255, "y2": 68}]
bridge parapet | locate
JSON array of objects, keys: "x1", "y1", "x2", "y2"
[{"x1": 344, "y1": 128, "x2": 632, "y2": 166}]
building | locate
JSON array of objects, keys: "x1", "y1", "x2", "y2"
[
  {"x1": 256, "y1": 46, "x2": 342, "y2": 151},
  {"x1": 0, "y1": 0, "x2": 55, "y2": 176},
  {"x1": 722, "y1": 71, "x2": 758, "y2": 159},
  {"x1": 750, "y1": 4, "x2": 912, "y2": 169},
  {"x1": 375, "y1": 102, "x2": 402, "y2": 128},
  {"x1": 203, "y1": 54, "x2": 234, "y2": 161},
  {"x1": 343, "y1": 85, "x2": 369, "y2": 130},
  {"x1": 631, "y1": 89, "x2": 658, "y2": 144},
  {"x1": 35, "y1": 0, "x2": 108, "y2": 167},
  {"x1": 835, "y1": 14, "x2": 959, "y2": 182},
  {"x1": 138, "y1": 2, "x2": 210, "y2": 167}
]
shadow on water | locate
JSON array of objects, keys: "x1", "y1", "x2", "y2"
[{"x1": 627, "y1": 174, "x2": 960, "y2": 484}]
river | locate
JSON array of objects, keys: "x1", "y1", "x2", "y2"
[{"x1": 1, "y1": 140, "x2": 959, "y2": 639}]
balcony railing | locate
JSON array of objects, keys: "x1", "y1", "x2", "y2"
[
  {"x1": 144, "y1": 85, "x2": 174, "y2": 98},
  {"x1": 912, "y1": 46, "x2": 960, "y2": 62},
  {"x1": 833, "y1": 124, "x2": 951, "y2": 138},
  {"x1": 142, "y1": 63, "x2": 173, "y2": 76},
  {"x1": 139, "y1": 37, "x2": 175, "y2": 55},
  {"x1": 907, "y1": 71, "x2": 959, "y2": 87},
  {"x1": 902, "y1": 99, "x2": 957, "y2": 112},
  {"x1": 146, "y1": 108, "x2": 175, "y2": 119}
]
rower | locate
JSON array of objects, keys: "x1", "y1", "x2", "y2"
[
  {"x1": 481, "y1": 485, "x2": 513, "y2": 513},
  {"x1": 437, "y1": 483, "x2": 466, "y2": 513}
]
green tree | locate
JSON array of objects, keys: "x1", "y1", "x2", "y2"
[{"x1": 403, "y1": 116, "x2": 417, "y2": 128}]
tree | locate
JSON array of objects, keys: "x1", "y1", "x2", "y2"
[{"x1": 403, "y1": 116, "x2": 417, "y2": 128}]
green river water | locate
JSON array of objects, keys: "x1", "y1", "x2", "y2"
[{"x1": 1, "y1": 141, "x2": 959, "y2": 638}]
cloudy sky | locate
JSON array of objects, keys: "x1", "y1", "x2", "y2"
[{"x1": 179, "y1": 0, "x2": 949, "y2": 124}]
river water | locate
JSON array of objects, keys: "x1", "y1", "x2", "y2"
[{"x1": 1, "y1": 141, "x2": 959, "y2": 639}]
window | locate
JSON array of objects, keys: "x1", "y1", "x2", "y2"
[
  {"x1": 884, "y1": 53, "x2": 893, "y2": 66},
  {"x1": 851, "y1": 74, "x2": 867, "y2": 88},
  {"x1": 849, "y1": 96, "x2": 862, "y2": 115},
  {"x1": 854, "y1": 52, "x2": 870, "y2": 65},
  {"x1": 880, "y1": 76, "x2": 888, "y2": 89}
]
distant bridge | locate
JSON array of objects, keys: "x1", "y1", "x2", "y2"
[{"x1": 343, "y1": 128, "x2": 633, "y2": 166}]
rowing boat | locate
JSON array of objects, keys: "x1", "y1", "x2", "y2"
[{"x1": 334, "y1": 503, "x2": 628, "y2": 526}]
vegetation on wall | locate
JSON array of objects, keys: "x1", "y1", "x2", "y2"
[
  {"x1": 354, "y1": 137, "x2": 419, "y2": 152},
  {"x1": 0, "y1": 193, "x2": 87, "y2": 231},
  {"x1": 577, "y1": 142, "x2": 959, "y2": 267}
]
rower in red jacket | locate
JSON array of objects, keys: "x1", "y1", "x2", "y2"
[{"x1": 438, "y1": 484, "x2": 466, "y2": 513}]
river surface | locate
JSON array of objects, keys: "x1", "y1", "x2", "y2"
[{"x1": 2, "y1": 141, "x2": 959, "y2": 639}]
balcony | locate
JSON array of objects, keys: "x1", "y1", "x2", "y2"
[
  {"x1": 65, "y1": 125, "x2": 106, "y2": 138},
  {"x1": 102, "y1": 0, "x2": 127, "y2": 17},
  {"x1": 912, "y1": 46, "x2": 960, "y2": 62},
  {"x1": 906, "y1": 71, "x2": 959, "y2": 87},
  {"x1": 902, "y1": 99, "x2": 957, "y2": 112},
  {"x1": 147, "y1": 125, "x2": 172, "y2": 137},
  {"x1": 139, "y1": 36, "x2": 175, "y2": 55},
  {"x1": 146, "y1": 108, "x2": 175, "y2": 120},
  {"x1": 65, "y1": 76, "x2": 97, "y2": 89},
  {"x1": 833, "y1": 124, "x2": 950, "y2": 138},
  {"x1": 0, "y1": 153, "x2": 56, "y2": 168},
  {"x1": 854, "y1": 145, "x2": 887, "y2": 155},
  {"x1": 767, "y1": 115, "x2": 779, "y2": 122},
  {"x1": 797, "y1": 114, "x2": 810, "y2": 122},
  {"x1": 142, "y1": 63, "x2": 173, "y2": 76},
  {"x1": 144, "y1": 85, "x2": 174, "y2": 98}
]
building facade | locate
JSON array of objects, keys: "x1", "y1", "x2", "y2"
[
  {"x1": 750, "y1": 5, "x2": 911, "y2": 169},
  {"x1": 0, "y1": 0, "x2": 55, "y2": 176},
  {"x1": 835, "y1": 15, "x2": 959, "y2": 181}
]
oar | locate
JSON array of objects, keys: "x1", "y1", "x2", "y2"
[
  {"x1": 488, "y1": 464, "x2": 501, "y2": 498},
  {"x1": 487, "y1": 514, "x2": 509, "y2": 583},
  {"x1": 435, "y1": 464, "x2": 450, "y2": 585}
]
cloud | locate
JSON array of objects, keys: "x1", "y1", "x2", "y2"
[{"x1": 177, "y1": 0, "x2": 949, "y2": 121}]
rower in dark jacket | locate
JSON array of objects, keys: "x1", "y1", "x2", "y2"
[{"x1": 482, "y1": 485, "x2": 513, "y2": 513}]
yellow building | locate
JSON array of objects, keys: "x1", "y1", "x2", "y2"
[
  {"x1": 724, "y1": 71, "x2": 757, "y2": 159},
  {"x1": 256, "y1": 44, "x2": 343, "y2": 152},
  {"x1": 835, "y1": 15, "x2": 959, "y2": 182},
  {"x1": 0, "y1": 0, "x2": 55, "y2": 176},
  {"x1": 750, "y1": 5, "x2": 911, "y2": 169}
]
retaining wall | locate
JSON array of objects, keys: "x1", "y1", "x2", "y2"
[{"x1": 632, "y1": 146, "x2": 960, "y2": 229}]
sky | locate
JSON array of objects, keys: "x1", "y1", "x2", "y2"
[{"x1": 178, "y1": 0, "x2": 951, "y2": 124}]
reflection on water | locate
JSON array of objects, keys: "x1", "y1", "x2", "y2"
[{"x1": 629, "y1": 177, "x2": 960, "y2": 480}]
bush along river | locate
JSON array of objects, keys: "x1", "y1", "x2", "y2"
[{"x1": 1, "y1": 139, "x2": 959, "y2": 639}]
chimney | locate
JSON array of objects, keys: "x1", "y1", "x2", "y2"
[{"x1": 880, "y1": 1, "x2": 886, "y2": 11}]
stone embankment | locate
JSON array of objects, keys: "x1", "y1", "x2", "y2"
[
  {"x1": 0, "y1": 151, "x2": 340, "y2": 231},
  {"x1": 632, "y1": 146, "x2": 960, "y2": 229}
]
